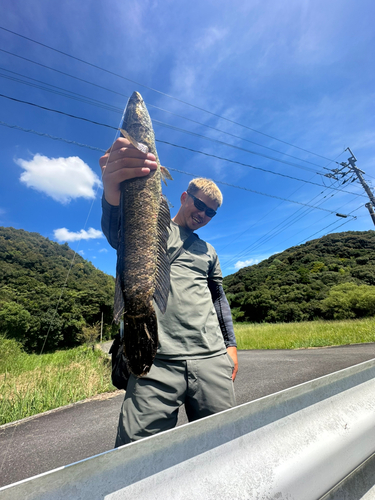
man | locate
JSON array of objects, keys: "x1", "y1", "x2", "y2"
[{"x1": 100, "y1": 137, "x2": 238, "y2": 446}]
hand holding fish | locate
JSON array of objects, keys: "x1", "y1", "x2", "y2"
[
  {"x1": 107, "y1": 92, "x2": 172, "y2": 377},
  {"x1": 99, "y1": 136, "x2": 158, "y2": 206}
]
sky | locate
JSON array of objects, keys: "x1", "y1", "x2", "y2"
[{"x1": 0, "y1": 0, "x2": 374, "y2": 278}]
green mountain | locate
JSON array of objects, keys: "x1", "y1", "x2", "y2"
[
  {"x1": 223, "y1": 230, "x2": 375, "y2": 323},
  {"x1": 0, "y1": 226, "x2": 115, "y2": 352}
]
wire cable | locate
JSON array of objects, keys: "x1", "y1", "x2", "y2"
[
  {"x1": 0, "y1": 120, "x2": 107, "y2": 152},
  {"x1": 0, "y1": 26, "x2": 341, "y2": 164},
  {"x1": 296, "y1": 206, "x2": 363, "y2": 245},
  {"x1": 0, "y1": 117, "x2": 363, "y2": 216},
  {"x1": 168, "y1": 167, "x2": 356, "y2": 215},
  {"x1": 159, "y1": 140, "x2": 365, "y2": 198},
  {"x1": 0, "y1": 68, "x2": 326, "y2": 174},
  {"x1": 219, "y1": 151, "x2": 352, "y2": 269},
  {"x1": 0, "y1": 63, "x2": 334, "y2": 173},
  {"x1": 0, "y1": 94, "x2": 365, "y2": 198}
]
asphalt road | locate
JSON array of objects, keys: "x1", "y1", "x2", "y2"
[{"x1": 1, "y1": 344, "x2": 375, "y2": 488}]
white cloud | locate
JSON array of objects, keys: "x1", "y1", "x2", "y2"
[
  {"x1": 234, "y1": 258, "x2": 259, "y2": 270},
  {"x1": 78, "y1": 250, "x2": 85, "y2": 255},
  {"x1": 54, "y1": 227, "x2": 103, "y2": 242},
  {"x1": 16, "y1": 154, "x2": 102, "y2": 204},
  {"x1": 99, "y1": 248, "x2": 108, "y2": 253}
]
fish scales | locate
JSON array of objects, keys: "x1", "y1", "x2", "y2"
[{"x1": 115, "y1": 91, "x2": 172, "y2": 377}]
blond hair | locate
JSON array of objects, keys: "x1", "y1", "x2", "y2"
[{"x1": 187, "y1": 178, "x2": 223, "y2": 206}]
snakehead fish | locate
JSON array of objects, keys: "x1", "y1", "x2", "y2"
[{"x1": 114, "y1": 91, "x2": 172, "y2": 377}]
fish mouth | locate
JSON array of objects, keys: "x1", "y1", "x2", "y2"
[{"x1": 130, "y1": 91, "x2": 143, "y2": 103}]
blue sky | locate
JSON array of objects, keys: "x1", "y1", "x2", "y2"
[{"x1": 1, "y1": 0, "x2": 374, "y2": 278}]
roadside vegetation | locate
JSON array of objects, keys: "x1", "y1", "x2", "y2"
[
  {"x1": 224, "y1": 231, "x2": 375, "y2": 323},
  {"x1": 0, "y1": 226, "x2": 116, "y2": 353},
  {"x1": 0, "y1": 336, "x2": 114, "y2": 426},
  {"x1": 1, "y1": 316, "x2": 374, "y2": 425},
  {"x1": 235, "y1": 317, "x2": 375, "y2": 350}
]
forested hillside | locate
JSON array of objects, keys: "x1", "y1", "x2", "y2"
[
  {"x1": 223, "y1": 231, "x2": 375, "y2": 323},
  {"x1": 0, "y1": 227, "x2": 115, "y2": 352}
]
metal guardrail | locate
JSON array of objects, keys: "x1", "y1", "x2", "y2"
[{"x1": 1, "y1": 358, "x2": 375, "y2": 499}]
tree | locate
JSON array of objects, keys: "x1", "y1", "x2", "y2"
[
  {"x1": 0, "y1": 302, "x2": 31, "y2": 342},
  {"x1": 0, "y1": 226, "x2": 115, "y2": 351},
  {"x1": 78, "y1": 322, "x2": 101, "y2": 349},
  {"x1": 223, "y1": 230, "x2": 375, "y2": 323}
]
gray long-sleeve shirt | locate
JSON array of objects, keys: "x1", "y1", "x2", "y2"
[{"x1": 101, "y1": 197, "x2": 237, "y2": 358}]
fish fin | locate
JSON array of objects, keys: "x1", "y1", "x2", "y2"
[
  {"x1": 124, "y1": 310, "x2": 158, "y2": 376},
  {"x1": 113, "y1": 273, "x2": 124, "y2": 324},
  {"x1": 163, "y1": 194, "x2": 174, "y2": 209},
  {"x1": 119, "y1": 129, "x2": 149, "y2": 154},
  {"x1": 153, "y1": 196, "x2": 171, "y2": 314},
  {"x1": 160, "y1": 165, "x2": 173, "y2": 186},
  {"x1": 114, "y1": 193, "x2": 126, "y2": 324}
]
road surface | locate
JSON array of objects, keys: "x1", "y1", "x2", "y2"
[{"x1": 1, "y1": 344, "x2": 375, "y2": 487}]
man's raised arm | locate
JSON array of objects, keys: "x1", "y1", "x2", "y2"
[{"x1": 100, "y1": 136, "x2": 158, "y2": 248}]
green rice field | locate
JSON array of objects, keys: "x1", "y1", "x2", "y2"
[{"x1": 235, "y1": 317, "x2": 375, "y2": 350}]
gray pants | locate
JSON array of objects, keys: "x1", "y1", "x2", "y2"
[{"x1": 115, "y1": 353, "x2": 236, "y2": 447}]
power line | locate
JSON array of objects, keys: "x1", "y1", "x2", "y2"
[
  {"x1": 0, "y1": 68, "x2": 121, "y2": 113},
  {"x1": 2, "y1": 117, "x2": 363, "y2": 273},
  {"x1": 220, "y1": 190, "x2": 332, "y2": 269},
  {"x1": 296, "y1": 206, "x2": 362, "y2": 246},
  {"x1": 0, "y1": 48, "x2": 131, "y2": 101},
  {"x1": 218, "y1": 150, "x2": 348, "y2": 257},
  {"x1": 0, "y1": 25, "x2": 341, "y2": 164},
  {"x1": 219, "y1": 151, "x2": 351, "y2": 268},
  {"x1": 0, "y1": 93, "x2": 118, "y2": 130},
  {"x1": 1, "y1": 93, "x2": 365, "y2": 199},
  {"x1": 222, "y1": 210, "x2": 357, "y2": 273},
  {"x1": 0, "y1": 119, "x2": 355, "y2": 216},
  {"x1": 151, "y1": 108, "x2": 332, "y2": 171},
  {"x1": 0, "y1": 121, "x2": 106, "y2": 152},
  {"x1": 251, "y1": 192, "x2": 363, "y2": 262},
  {"x1": 168, "y1": 167, "x2": 356, "y2": 215},
  {"x1": 0, "y1": 61, "x2": 333, "y2": 173},
  {"x1": 158, "y1": 139, "x2": 365, "y2": 198},
  {"x1": 0, "y1": 68, "x2": 328, "y2": 175},
  {"x1": 153, "y1": 120, "x2": 326, "y2": 174}
]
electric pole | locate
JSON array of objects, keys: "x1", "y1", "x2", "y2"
[{"x1": 340, "y1": 148, "x2": 375, "y2": 226}]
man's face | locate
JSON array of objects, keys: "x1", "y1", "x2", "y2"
[{"x1": 178, "y1": 189, "x2": 219, "y2": 231}]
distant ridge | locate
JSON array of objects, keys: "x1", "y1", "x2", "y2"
[
  {"x1": 223, "y1": 231, "x2": 375, "y2": 323},
  {"x1": 0, "y1": 226, "x2": 115, "y2": 352}
]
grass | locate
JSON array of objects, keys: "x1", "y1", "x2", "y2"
[
  {"x1": 1, "y1": 316, "x2": 374, "y2": 425},
  {"x1": 0, "y1": 337, "x2": 114, "y2": 426},
  {"x1": 234, "y1": 316, "x2": 375, "y2": 350}
]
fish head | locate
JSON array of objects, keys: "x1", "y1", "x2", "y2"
[
  {"x1": 129, "y1": 91, "x2": 144, "y2": 104},
  {"x1": 122, "y1": 91, "x2": 154, "y2": 147}
]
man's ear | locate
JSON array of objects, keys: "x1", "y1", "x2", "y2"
[{"x1": 181, "y1": 191, "x2": 188, "y2": 204}]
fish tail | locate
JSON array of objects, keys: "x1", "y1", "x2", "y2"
[{"x1": 123, "y1": 310, "x2": 158, "y2": 377}]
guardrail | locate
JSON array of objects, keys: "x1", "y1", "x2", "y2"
[{"x1": 1, "y1": 358, "x2": 375, "y2": 499}]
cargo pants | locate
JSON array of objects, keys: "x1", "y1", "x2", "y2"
[{"x1": 115, "y1": 352, "x2": 236, "y2": 447}]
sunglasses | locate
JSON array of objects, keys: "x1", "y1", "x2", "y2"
[{"x1": 187, "y1": 192, "x2": 217, "y2": 218}]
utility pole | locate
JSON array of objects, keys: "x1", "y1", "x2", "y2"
[
  {"x1": 365, "y1": 203, "x2": 375, "y2": 226},
  {"x1": 340, "y1": 148, "x2": 375, "y2": 226},
  {"x1": 100, "y1": 312, "x2": 103, "y2": 343}
]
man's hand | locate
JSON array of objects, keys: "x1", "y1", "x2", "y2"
[
  {"x1": 226, "y1": 346, "x2": 238, "y2": 381},
  {"x1": 99, "y1": 137, "x2": 158, "y2": 206}
]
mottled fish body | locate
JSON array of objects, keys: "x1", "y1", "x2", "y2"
[{"x1": 114, "y1": 91, "x2": 172, "y2": 376}]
